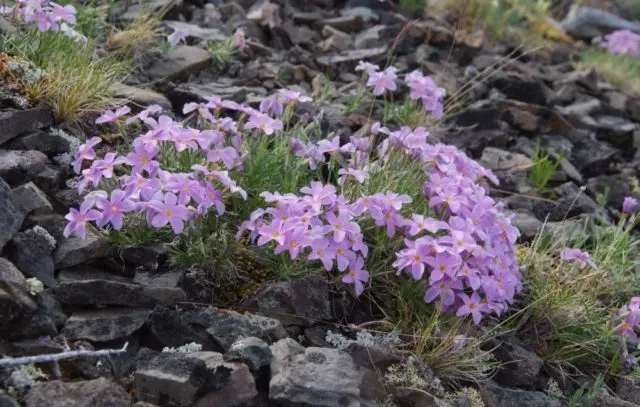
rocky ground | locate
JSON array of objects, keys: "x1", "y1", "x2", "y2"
[{"x1": 2, "y1": 0, "x2": 640, "y2": 406}]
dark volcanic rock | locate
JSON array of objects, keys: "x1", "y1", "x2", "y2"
[
  {"x1": 25, "y1": 378, "x2": 131, "y2": 407},
  {"x1": 224, "y1": 336, "x2": 272, "y2": 372},
  {"x1": 241, "y1": 275, "x2": 332, "y2": 326},
  {"x1": 54, "y1": 268, "x2": 186, "y2": 307},
  {"x1": 61, "y1": 308, "x2": 151, "y2": 342},
  {"x1": 0, "y1": 107, "x2": 54, "y2": 147},
  {"x1": 8, "y1": 227, "x2": 56, "y2": 287},
  {"x1": 0, "y1": 258, "x2": 37, "y2": 335},
  {"x1": 146, "y1": 46, "x2": 212, "y2": 82},
  {"x1": 0, "y1": 149, "x2": 48, "y2": 187},
  {"x1": 480, "y1": 381, "x2": 561, "y2": 407},
  {"x1": 488, "y1": 73, "x2": 549, "y2": 106},
  {"x1": 11, "y1": 182, "x2": 53, "y2": 215},
  {"x1": 53, "y1": 229, "x2": 109, "y2": 269},
  {"x1": 0, "y1": 177, "x2": 22, "y2": 251}
]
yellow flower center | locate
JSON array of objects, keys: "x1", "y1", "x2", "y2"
[{"x1": 164, "y1": 209, "x2": 173, "y2": 218}]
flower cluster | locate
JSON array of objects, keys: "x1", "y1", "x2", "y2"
[
  {"x1": 605, "y1": 30, "x2": 640, "y2": 57},
  {"x1": 356, "y1": 61, "x2": 446, "y2": 119},
  {"x1": 2, "y1": 0, "x2": 82, "y2": 40},
  {"x1": 560, "y1": 248, "x2": 597, "y2": 269},
  {"x1": 617, "y1": 297, "x2": 640, "y2": 345}
]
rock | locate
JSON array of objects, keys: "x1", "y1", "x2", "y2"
[
  {"x1": 593, "y1": 115, "x2": 636, "y2": 151},
  {"x1": 270, "y1": 338, "x2": 382, "y2": 406},
  {"x1": 560, "y1": 5, "x2": 640, "y2": 39},
  {"x1": 242, "y1": 312, "x2": 288, "y2": 341},
  {"x1": 343, "y1": 341, "x2": 404, "y2": 372},
  {"x1": 488, "y1": 74, "x2": 549, "y2": 106},
  {"x1": 394, "y1": 387, "x2": 451, "y2": 407},
  {"x1": 7, "y1": 227, "x2": 56, "y2": 287},
  {"x1": 0, "y1": 107, "x2": 54, "y2": 147},
  {"x1": 480, "y1": 147, "x2": 533, "y2": 171},
  {"x1": 7, "y1": 130, "x2": 72, "y2": 158},
  {"x1": 282, "y1": 21, "x2": 321, "y2": 48},
  {"x1": 169, "y1": 80, "x2": 267, "y2": 107},
  {"x1": 192, "y1": 352, "x2": 258, "y2": 407},
  {"x1": 135, "y1": 351, "x2": 255, "y2": 407},
  {"x1": 0, "y1": 395, "x2": 19, "y2": 407},
  {"x1": 565, "y1": 129, "x2": 622, "y2": 178},
  {"x1": 147, "y1": 306, "x2": 215, "y2": 350},
  {"x1": 165, "y1": 21, "x2": 226, "y2": 43},
  {"x1": 320, "y1": 15, "x2": 365, "y2": 33},
  {"x1": 616, "y1": 376, "x2": 640, "y2": 404},
  {"x1": 53, "y1": 229, "x2": 109, "y2": 269},
  {"x1": 0, "y1": 258, "x2": 37, "y2": 335},
  {"x1": 35, "y1": 289, "x2": 67, "y2": 328},
  {"x1": 626, "y1": 97, "x2": 640, "y2": 123},
  {"x1": 587, "y1": 174, "x2": 633, "y2": 211},
  {"x1": 490, "y1": 338, "x2": 543, "y2": 389},
  {"x1": 54, "y1": 267, "x2": 185, "y2": 307},
  {"x1": 557, "y1": 69, "x2": 598, "y2": 92},
  {"x1": 502, "y1": 107, "x2": 539, "y2": 133},
  {"x1": 342, "y1": 6, "x2": 379, "y2": 23},
  {"x1": 9, "y1": 336, "x2": 66, "y2": 356},
  {"x1": 112, "y1": 84, "x2": 172, "y2": 110},
  {"x1": 0, "y1": 177, "x2": 22, "y2": 251},
  {"x1": 34, "y1": 166, "x2": 63, "y2": 194},
  {"x1": 25, "y1": 378, "x2": 131, "y2": 407},
  {"x1": 447, "y1": 100, "x2": 502, "y2": 131},
  {"x1": 241, "y1": 275, "x2": 332, "y2": 326},
  {"x1": 247, "y1": 0, "x2": 281, "y2": 28},
  {"x1": 316, "y1": 46, "x2": 387, "y2": 67},
  {"x1": 480, "y1": 381, "x2": 561, "y2": 407},
  {"x1": 0, "y1": 149, "x2": 48, "y2": 187},
  {"x1": 592, "y1": 390, "x2": 639, "y2": 407},
  {"x1": 224, "y1": 337, "x2": 272, "y2": 372},
  {"x1": 61, "y1": 308, "x2": 151, "y2": 342},
  {"x1": 205, "y1": 313, "x2": 270, "y2": 352},
  {"x1": 11, "y1": 182, "x2": 52, "y2": 215},
  {"x1": 354, "y1": 25, "x2": 386, "y2": 48},
  {"x1": 505, "y1": 209, "x2": 542, "y2": 242},
  {"x1": 134, "y1": 269, "x2": 180, "y2": 289},
  {"x1": 146, "y1": 46, "x2": 212, "y2": 82},
  {"x1": 123, "y1": 245, "x2": 170, "y2": 269},
  {"x1": 16, "y1": 310, "x2": 58, "y2": 339}
]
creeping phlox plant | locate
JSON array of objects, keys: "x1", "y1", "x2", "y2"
[
  {"x1": 605, "y1": 30, "x2": 640, "y2": 57},
  {"x1": 65, "y1": 61, "x2": 521, "y2": 325},
  {"x1": 1, "y1": 0, "x2": 83, "y2": 41}
]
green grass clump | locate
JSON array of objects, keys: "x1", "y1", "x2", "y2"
[
  {"x1": 3, "y1": 29, "x2": 129, "y2": 123},
  {"x1": 579, "y1": 49, "x2": 640, "y2": 95},
  {"x1": 529, "y1": 140, "x2": 563, "y2": 195}
]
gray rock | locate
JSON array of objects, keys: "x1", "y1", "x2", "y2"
[
  {"x1": 9, "y1": 336, "x2": 66, "y2": 356},
  {"x1": 11, "y1": 182, "x2": 52, "y2": 215},
  {"x1": 7, "y1": 130, "x2": 72, "y2": 158},
  {"x1": 560, "y1": 5, "x2": 640, "y2": 39},
  {"x1": 447, "y1": 100, "x2": 503, "y2": 131},
  {"x1": 205, "y1": 313, "x2": 270, "y2": 352},
  {"x1": 0, "y1": 258, "x2": 37, "y2": 335},
  {"x1": 35, "y1": 289, "x2": 67, "y2": 328},
  {"x1": 592, "y1": 390, "x2": 639, "y2": 407},
  {"x1": 61, "y1": 308, "x2": 151, "y2": 342},
  {"x1": 343, "y1": 341, "x2": 404, "y2": 372},
  {"x1": 16, "y1": 310, "x2": 58, "y2": 339},
  {"x1": 34, "y1": 166, "x2": 63, "y2": 194},
  {"x1": 565, "y1": 130, "x2": 622, "y2": 178},
  {"x1": 502, "y1": 107, "x2": 539, "y2": 133},
  {"x1": 122, "y1": 245, "x2": 169, "y2": 270},
  {"x1": 192, "y1": 352, "x2": 258, "y2": 407},
  {"x1": 224, "y1": 337, "x2": 272, "y2": 372},
  {"x1": 316, "y1": 46, "x2": 387, "y2": 66},
  {"x1": 0, "y1": 149, "x2": 48, "y2": 187},
  {"x1": 270, "y1": 338, "x2": 380, "y2": 406},
  {"x1": 587, "y1": 174, "x2": 634, "y2": 211},
  {"x1": 134, "y1": 269, "x2": 180, "y2": 288},
  {"x1": 165, "y1": 21, "x2": 226, "y2": 43},
  {"x1": 135, "y1": 351, "x2": 247, "y2": 407},
  {"x1": 491, "y1": 339, "x2": 544, "y2": 389},
  {"x1": 53, "y1": 228, "x2": 109, "y2": 269},
  {"x1": 0, "y1": 177, "x2": 22, "y2": 251},
  {"x1": 54, "y1": 267, "x2": 185, "y2": 307},
  {"x1": 170, "y1": 79, "x2": 267, "y2": 106},
  {"x1": 626, "y1": 97, "x2": 640, "y2": 123},
  {"x1": 111, "y1": 83, "x2": 172, "y2": 110},
  {"x1": 616, "y1": 376, "x2": 640, "y2": 404},
  {"x1": 146, "y1": 46, "x2": 212, "y2": 82},
  {"x1": 25, "y1": 378, "x2": 131, "y2": 407},
  {"x1": 487, "y1": 73, "x2": 549, "y2": 106},
  {"x1": 394, "y1": 388, "x2": 451, "y2": 407},
  {"x1": 593, "y1": 115, "x2": 636, "y2": 150},
  {"x1": 8, "y1": 227, "x2": 56, "y2": 287},
  {"x1": 342, "y1": 6, "x2": 379, "y2": 23},
  {"x1": 0, "y1": 394, "x2": 19, "y2": 407},
  {"x1": 241, "y1": 275, "x2": 332, "y2": 326},
  {"x1": 480, "y1": 381, "x2": 561, "y2": 407},
  {"x1": 242, "y1": 312, "x2": 288, "y2": 342},
  {"x1": 0, "y1": 107, "x2": 54, "y2": 147},
  {"x1": 505, "y1": 209, "x2": 542, "y2": 242},
  {"x1": 355, "y1": 25, "x2": 386, "y2": 48},
  {"x1": 480, "y1": 147, "x2": 533, "y2": 171}
]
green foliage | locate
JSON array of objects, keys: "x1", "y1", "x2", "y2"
[
  {"x1": 529, "y1": 140, "x2": 563, "y2": 194},
  {"x1": 579, "y1": 49, "x2": 640, "y2": 95},
  {"x1": 383, "y1": 99, "x2": 433, "y2": 128},
  {"x1": 3, "y1": 29, "x2": 129, "y2": 122},
  {"x1": 208, "y1": 38, "x2": 238, "y2": 66},
  {"x1": 399, "y1": 0, "x2": 426, "y2": 13},
  {"x1": 568, "y1": 374, "x2": 605, "y2": 407},
  {"x1": 58, "y1": 0, "x2": 112, "y2": 41}
]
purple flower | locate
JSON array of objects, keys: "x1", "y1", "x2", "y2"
[
  {"x1": 426, "y1": 252, "x2": 462, "y2": 283},
  {"x1": 424, "y1": 276, "x2": 461, "y2": 306},
  {"x1": 63, "y1": 200, "x2": 101, "y2": 239},
  {"x1": 317, "y1": 136, "x2": 341, "y2": 154},
  {"x1": 93, "y1": 152, "x2": 125, "y2": 179},
  {"x1": 244, "y1": 113, "x2": 283, "y2": 135},
  {"x1": 301, "y1": 182, "x2": 337, "y2": 212},
  {"x1": 168, "y1": 28, "x2": 188, "y2": 47},
  {"x1": 257, "y1": 219, "x2": 287, "y2": 246},
  {"x1": 259, "y1": 97, "x2": 284, "y2": 117},
  {"x1": 51, "y1": 3, "x2": 76, "y2": 24},
  {"x1": 355, "y1": 61, "x2": 380, "y2": 76},
  {"x1": 338, "y1": 167, "x2": 368, "y2": 185},
  {"x1": 342, "y1": 256, "x2": 369, "y2": 296},
  {"x1": 278, "y1": 89, "x2": 312, "y2": 104},
  {"x1": 623, "y1": 196, "x2": 638, "y2": 213},
  {"x1": 126, "y1": 140, "x2": 160, "y2": 175},
  {"x1": 366, "y1": 67, "x2": 397, "y2": 96},
  {"x1": 147, "y1": 192, "x2": 190, "y2": 234},
  {"x1": 605, "y1": 30, "x2": 640, "y2": 57},
  {"x1": 95, "y1": 189, "x2": 136, "y2": 230},
  {"x1": 324, "y1": 211, "x2": 360, "y2": 243},
  {"x1": 560, "y1": 248, "x2": 597, "y2": 269},
  {"x1": 72, "y1": 136, "x2": 101, "y2": 174},
  {"x1": 126, "y1": 104, "x2": 163, "y2": 125},
  {"x1": 233, "y1": 29, "x2": 246, "y2": 51},
  {"x1": 308, "y1": 238, "x2": 334, "y2": 270},
  {"x1": 96, "y1": 106, "x2": 131, "y2": 124},
  {"x1": 456, "y1": 292, "x2": 485, "y2": 325},
  {"x1": 274, "y1": 227, "x2": 308, "y2": 259}
]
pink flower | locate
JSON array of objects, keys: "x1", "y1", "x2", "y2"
[
  {"x1": 257, "y1": 219, "x2": 287, "y2": 246},
  {"x1": 605, "y1": 30, "x2": 640, "y2": 57},
  {"x1": 338, "y1": 167, "x2": 368, "y2": 185},
  {"x1": 244, "y1": 113, "x2": 283, "y2": 135},
  {"x1": 168, "y1": 28, "x2": 188, "y2": 47},
  {"x1": 355, "y1": 61, "x2": 380, "y2": 76},
  {"x1": 278, "y1": 89, "x2": 312, "y2": 104},
  {"x1": 51, "y1": 3, "x2": 76, "y2": 24},
  {"x1": 366, "y1": 67, "x2": 397, "y2": 96},
  {"x1": 147, "y1": 192, "x2": 190, "y2": 234},
  {"x1": 95, "y1": 189, "x2": 136, "y2": 230},
  {"x1": 308, "y1": 238, "x2": 335, "y2": 271},
  {"x1": 233, "y1": 29, "x2": 246, "y2": 52},
  {"x1": 560, "y1": 248, "x2": 597, "y2": 269},
  {"x1": 63, "y1": 200, "x2": 101, "y2": 239},
  {"x1": 324, "y1": 211, "x2": 360, "y2": 243},
  {"x1": 342, "y1": 256, "x2": 369, "y2": 296},
  {"x1": 456, "y1": 292, "x2": 485, "y2": 325},
  {"x1": 72, "y1": 136, "x2": 101, "y2": 174},
  {"x1": 623, "y1": 196, "x2": 638, "y2": 213},
  {"x1": 96, "y1": 106, "x2": 131, "y2": 124}
]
